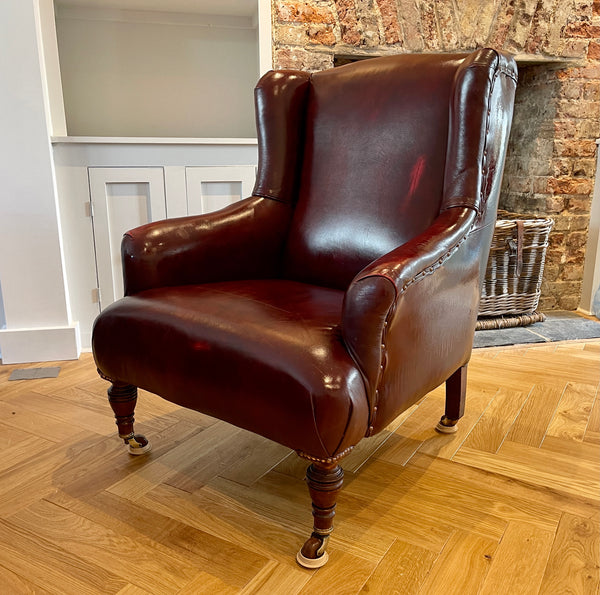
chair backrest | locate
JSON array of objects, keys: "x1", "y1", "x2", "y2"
[{"x1": 252, "y1": 49, "x2": 518, "y2": 290}]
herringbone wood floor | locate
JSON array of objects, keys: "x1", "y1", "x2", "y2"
[{"x1": 0, "y1": 340, "x2": 598, "y2": 594}]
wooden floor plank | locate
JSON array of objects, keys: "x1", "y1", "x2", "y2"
[
  {"x1": 215, "y1": 429, "x2": 291, "y2": 487},
  {"x1": 546, "y1": 382, "x2": 597, "y2": 441},
  {"x1": 0, "y1": 424, "x2": 55, "y2": 475},
  {"x1": 538, "y1": 512, "x2": 600, "y2": 595},
  {"x1": 0, "y1": 420, "x2": 41, "y2": 450},
  {"x1": 0, "y1": 397, "x2": 80, "y2": 443},
  {"x1": 372, "y1": 394, "x2": 446, "y2": 466},
  {"x1": 358, "y1": 539, "x2": 438, "y2": 595},
  {"x1": 4, "y1": 388, "x2": 118, "y2": 435},
  {"x1": 454, "y1": 442, "x2": 600, "y2": 502},
  {"x1": 239, "y1": 560, "x2": 310, "y2": 594},
  {"x1": 416, "y1": 530, "x2": 496, "y2": 595},
  {"x1": 177, "y1": 572, "x2": 242, "y2": 594},
  {"x1": 86, "y1": 489, "x2": 272, "y2": 589},
  {"x1": 7, "y1": 499, "x2": 200, "y2": 593},
  {"x1": 345, "y1": 457, "x2": 559, "y2": 536},
  {"x1": 408, "y1": 453, "x2": 598, "y2": 522},
  {"x1": 0, "y1": 563, "x2": 54, "y2": 595},
  {"x1": 115, "y1": 585, "x2": 152, "y2": 595},
  {"x1": 53, "y1": 420, "x2": 201, "y2": 499},
  {"x1": 297, "y1": 550, "x2": 376, "y2": 595},
  {"x1": 584, "y1": 393, "x2": 600, "y2": 445},
  {"x1": 461, "y1": 387, "x2": 530, "y2": 453},
  {"x1": 46, "y1": 486, "x2": 275, "y2": 594},
  {"x1": 417, "y1": 385, "x2": 499, "y2": 460},
  {"x1": 273, "y1": 451, "x2": 311, "y2": 481},
  {"x1": 540, "y1": 434, "x2": 600, "y2": 464},
  {"x1": 139, "y1": 484, "x2": 308, "y2": 566},
  {"x1": 0, "y1": 431, "x2": 96, "y2": 517},
  {"x1": 208, "y1": 473, "x2": 402, "y2": 561},
  {"x1": 479, "y1": 522, "x2": 554, "y2": 595},
  {"x1": 342, "y1": 403, "x2": 419, "y2": 472},
  {"x1": 0, "y1": 518, "x2": 128, "y2": 595},
  {"x1": 506, "y1": 383, "x2": 565, "y2": 447},
  {"x1": 106, "y1": 421, "x2": 242, "y2": 500},
  {"x1": 583, "y1": 342, "x2": 600, "y2": 353}
]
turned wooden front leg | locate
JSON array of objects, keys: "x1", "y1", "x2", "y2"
[
  {"x1": 107, "y1": 381, "x2": 151, "y2": 455},
  {"x1": 436, "y1": 364, "x2": 467, "y2": 434},
  {"x1": 297, "y1": 461, "x2": 344, "y2": 569}
]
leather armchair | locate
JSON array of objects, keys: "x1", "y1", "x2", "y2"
[{"x1": 93, "y1": 48, "x2": 517, "y2": 568}]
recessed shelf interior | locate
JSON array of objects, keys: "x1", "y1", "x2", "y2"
[{"x1": 53, "y1": 0, "x2": 261, "y2": 138}]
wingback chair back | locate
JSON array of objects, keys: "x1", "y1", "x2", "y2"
[
  {"x1": 93, "y1": 48, "x2": 517, "y2": 569},
  {"x1": 281, "y1": 56, "x2": 463, "y2": 288}
]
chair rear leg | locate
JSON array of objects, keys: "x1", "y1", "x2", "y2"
[
  {"x1": 106, "y1": 380, "x2": 152, "y2": 455},
  {"x1": 297, "y1": 461, "x2": 344, "y2": 569},
  {"x1": 435, "y1": 364, "x2": 467, "y2": 434}
]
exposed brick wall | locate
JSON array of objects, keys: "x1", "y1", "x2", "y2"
[{"x1": 272, "y1": 0, "x2": 600, "y2": 311}]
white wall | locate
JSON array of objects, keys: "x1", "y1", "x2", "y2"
[
  {"x1": 580, "y1": 139, "x2": 600, "y2": 316},
  {"x1": 0, "y1": 0, "x2": 80, "y2": 363},
  {"x1": 0, "y1": 281, "x2": 6, "y2": 331},
  {"x1": 0, "y1": 0, "x2": 271, "y2": 363},
  {"x1": 55, "y1": 7, "x2": 259, "y2": 137}
]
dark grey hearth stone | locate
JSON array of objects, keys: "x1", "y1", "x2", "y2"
[{"x1": 474, "y1": 311, "x2": 600, "y2": 348}]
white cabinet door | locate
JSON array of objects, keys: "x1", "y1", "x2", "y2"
[
  {"x1": 185, "y1": 166, "x2": 256, "y2": 215},
  {"x1": 89, "y1": 167, "x2": 166, "y2": 309}
]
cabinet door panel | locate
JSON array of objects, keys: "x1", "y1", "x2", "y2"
[
  {"x1": 89, "y1": 167, "x2": 166, "y2": 308},
  {"x1": 185, "y1": 166, "x2": 256, "y2": 215}
]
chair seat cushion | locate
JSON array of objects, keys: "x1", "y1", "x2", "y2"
[{"x1": 92, "y1": 280, "x2": 370, "y2": 460}]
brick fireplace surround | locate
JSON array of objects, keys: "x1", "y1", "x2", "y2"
[{"x1": 272, "y1": 0, "x2": 600, "y2": 311}]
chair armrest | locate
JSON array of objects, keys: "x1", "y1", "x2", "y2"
[
  {"x1": 342, "y1": 206, "x2": 480, "y2": 434},
  {"x1": 122, "y1": 196, "x2": 293, "y2": 295}
]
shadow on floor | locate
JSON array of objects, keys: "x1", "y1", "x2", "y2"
[{"x1": 473, "y1": 311, "x2": 600, "y2": 348}]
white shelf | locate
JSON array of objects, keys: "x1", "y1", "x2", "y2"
[{"x1": 51, "y1": 136, "x2": 258, "y2": 145}]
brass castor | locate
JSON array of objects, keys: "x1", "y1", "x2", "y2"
[
  {"x1": 296, "y1": 534, "x2": 330, "y2": 569},
  {"x1": 435, "y1": 415, "x2": 459, "y2": 434},
  {"x1": 123, "y1": 433, "x2": 152, "y2": 455}
]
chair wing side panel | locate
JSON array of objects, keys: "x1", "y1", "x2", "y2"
[
  {"x1": 253, "y1": 70, "x2": 311, "y2": 203},
  {"x1": 442, "y1": 48, "x2": 517, "y2": 218}
]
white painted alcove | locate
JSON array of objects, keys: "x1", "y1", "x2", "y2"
[{"x1": 0, "y1": 0, "x2": 272, "y2": 362}]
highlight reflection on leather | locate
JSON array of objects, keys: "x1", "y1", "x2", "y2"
[{"x1": 93, "y1": 49, "x2": 517, "y2": 462}]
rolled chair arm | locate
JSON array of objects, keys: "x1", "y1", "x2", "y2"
[
  {"x1": 342, "y1": 206, "x2": 479, "y2": 433},
  {"x1": 122, "y1": 195, "x2": 293, "y2": 295}
]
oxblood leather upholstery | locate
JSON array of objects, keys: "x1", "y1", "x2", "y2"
[
  {"x1": 95, "y1": 280, "x2": 368, "y2": 459},
  {"x1": 93, "y1": 48, "x2": 517, "y2": 563}
]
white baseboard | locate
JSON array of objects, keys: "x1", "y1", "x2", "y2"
[{"x1": 0, "y1": 323, "x2": 81, "y2": 364}]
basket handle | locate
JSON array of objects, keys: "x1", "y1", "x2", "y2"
[{"x1": 507, "y1": 220, "x2": 524, "y2": 276}]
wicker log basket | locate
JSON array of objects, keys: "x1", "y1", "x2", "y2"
[{"x1": 476, "y1": 210, "x2": 554, "y2": 330}]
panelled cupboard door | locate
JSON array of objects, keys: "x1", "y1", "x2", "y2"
[
  {"x1": 89, "y1": 167, "x2": 167, "y2": 310},
  {"x1": 185, "y1": 166, "x2": 256, "y2": 215}
]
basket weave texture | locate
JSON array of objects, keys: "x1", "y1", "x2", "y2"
[{"x1": 478, "y1": 210, "x2": 554, "y2": 317}]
